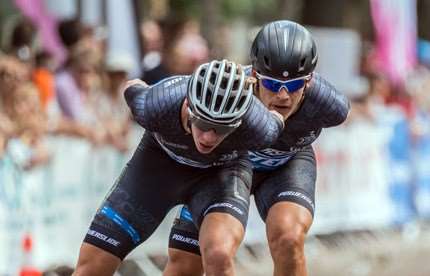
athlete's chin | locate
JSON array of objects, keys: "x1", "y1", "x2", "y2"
[{"x1": 273, "y1": 107, "x2": 291, "y2": 119}]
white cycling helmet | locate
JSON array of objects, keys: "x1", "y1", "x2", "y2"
[{"x1": 187, "y1": 59, "x2": 253, "y2": 125}]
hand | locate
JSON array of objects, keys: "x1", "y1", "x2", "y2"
[{"x1": 122, "y1": 79, "x2": 148, "y2": 92}]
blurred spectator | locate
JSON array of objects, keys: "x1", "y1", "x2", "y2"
[
  {"x1": 32, "y1": 51, "x2": 56, "y2": 110},
  {"x1": 0, "y1": 113, "x2": 15, "y2": 157},
  {"x1": 57, "y1": 18, "x2": 84, "y2": 50},
  {"x1": 407, "y1": 67, "x2": 430, "y2": 112},
  {"x1": 4, "y1": 83, "x2": 51, "y2": 170},
  {"x1": 57, "y1": 18, "x2": 106, "y2": 69},
  {"x1": 0, "y1": 55, "x2": 50, "y2": 169},
  {"x1": 141, "y1": 18, "x2": 209, "y2": 84},
  {"x1": 0, "y1": 53, "x2": 29, "y2": 92},
  {"x1": 418, "y1": 39, "x2": 430, "y2": 68},
  {"x1": 0, "y1": 55, "x2": 27, "y2": 153},
  {"x1": 407, "y1": 67, "x2": 430, "y2": 139},
  {"x1": 165, "y1": 20, "x2": 209, "y2": 75},
  {"x1": 140, "y1": 20, "x2": 164, "y2": 83},
  {"x1": 95, "y1": 52, "x2": 134, "y2": 152},
  {"x1": 140, "y1": 19, "x2": 168, "y2": 84},
  {"x1": 55, "y1": 42, "x2": 99, "y2": 123},
  {"x1": 8, "y1": 18, "x2": 36, "y2": 62}
]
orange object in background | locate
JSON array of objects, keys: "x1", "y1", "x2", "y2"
[
  {"x1": 18, "y1": 234, "x2": 42, "y2": 276},
  {"x1": 32, "y1": 68, "x2": 55, "y2": 110}
]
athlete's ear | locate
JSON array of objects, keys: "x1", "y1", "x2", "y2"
[
  {"x1": 183, "y1": 97, "x2": 189, "y2": 108},
  {"x1": 304, "y1": 74, "x2": 313, "y2": 90},
  {"x1": 251, "y1": 69, "x2": 257, "y2": 77}
]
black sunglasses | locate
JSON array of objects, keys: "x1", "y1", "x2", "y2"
[{"x1": 188, "y1": 108, "x2": 241, "y2": 135}]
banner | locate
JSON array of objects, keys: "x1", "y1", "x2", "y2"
[{"x1": 370, "y1": 0, "x2": 417, "y2": 84}]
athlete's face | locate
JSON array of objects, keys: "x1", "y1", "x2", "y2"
[
  {"x1": 255, "y1": 71, "x2": 310, "y2": 120},
  {"x1": 191, "y1": 124, "x2": 228, "y2": 154}
]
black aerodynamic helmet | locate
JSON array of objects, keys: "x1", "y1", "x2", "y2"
[{"x1": 250, "y1": 20, "x2": 318, "y2": 79}]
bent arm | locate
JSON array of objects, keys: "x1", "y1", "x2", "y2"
[
  {"x1": 238, "y1": 97, "x2": 284, "y2": 149},
  {"x1": 306, "y1": 74, "x2": 351, "y2": 127},
  {"x1": 124, "y1": 82, "x2": 152, "y2": 130},
  {"x1": 124, "y1": 76, "x2": 189, "y2": 132}
]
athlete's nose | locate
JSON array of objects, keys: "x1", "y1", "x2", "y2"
[{"x1": 277, "y1": 87, "x2": 290, "y2": 100}]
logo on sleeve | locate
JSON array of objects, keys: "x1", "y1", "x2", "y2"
[{"x1": 296, "y1": 131, "x2": 317, "y2": 146}]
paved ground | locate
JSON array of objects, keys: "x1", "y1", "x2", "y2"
[
  {"x1": 124, "y1": 224, "x2": 430, "y2": 276},
  {"x1": 234, "y1": 225, "x2": 430, "y2": 276},
  {"x1": 37, "y1": 224, "x2": 430, "y2": 276}
]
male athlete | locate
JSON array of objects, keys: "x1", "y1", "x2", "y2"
[
  {"x1": 164, "y1": 20, "x2": 350, "y2": 276},
  {"x1": 73, "y1": 59, "x2": 285, "y2": 276}
]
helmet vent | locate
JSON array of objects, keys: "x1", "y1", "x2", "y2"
[
  {"x1": 196, "y1": 82, "x2": 202, "y2": 99},
  {"x1": 237, "y1": 96, "x2": 247, "y2": 111},
  {"x1": 215, "y1": 95, "x2": 223, "y2": 112},
  {"x1": 205, "y1": 90, "x2": 212, "y2": 107},
  {"x1": 199, "y1": 68, "x2": 206, "y2": 77},
  {"x1": 220, "y1": 78, "x2": 228, "y2": 89},
  {"x1": 225, "y1": 96, "x2": 235, "y2": 112},
  {"x1": 232, "y1": 79, "x2": 240, "y2": 90},
  {"x1": 209, "y1": 72, "x2": 217, "y2": 84},
  {"x1": 299, "y1": 57, "x2": 306, "y2": 72},
  {"x1": 263, "y1": 55, "x2": 270, "y2": 68},
  {"x1": 225, "y1": 63, "x2": 232, "y2": 73}
]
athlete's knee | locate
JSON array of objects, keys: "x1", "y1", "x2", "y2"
[
  {"x1": 164, "y1": 249, "x2": 203, "y2": 276},
  {"x1": 198, "y1": 213, "x2": 244, "y2": 274},
  {"x1": 201, "y1": 244, "x2": 235, "y2": 272},
  {"x1": 74, "y1": 261, "x2": 97, "y2": 276},
  {"x1": 74, "y1": 258, "x2": 106, "y2": 276},
  {"x1": 268, "y1": 223, "x2": 307, "y2": 261}
]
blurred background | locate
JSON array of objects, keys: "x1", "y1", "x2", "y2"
[{"x1": 1, "y1": 0, "x2": 430, "y2": 275}]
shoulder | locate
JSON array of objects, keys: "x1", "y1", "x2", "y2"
[
  {"x1": 153, "y1": 75, "x2": 190, "y2": 90},
  {"x1": 301, "y1": 73, "x2": 350, "y2": 126}
]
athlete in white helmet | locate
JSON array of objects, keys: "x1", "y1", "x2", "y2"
[{"x1": 73, "y1": 59, "x2": 284, "y2": 276}]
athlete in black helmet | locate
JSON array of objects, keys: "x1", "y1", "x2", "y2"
[
  {"x1": 73, "y1": 60, "x2": 285, "y2": 276},
  {"x1": 164, "y1": 20, "x2": 350, "y2": 276}
]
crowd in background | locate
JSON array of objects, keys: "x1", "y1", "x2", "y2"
[{"x1": 0, "y1": 15, "x2": 214, "y2": 170}]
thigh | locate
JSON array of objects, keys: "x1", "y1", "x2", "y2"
[
  {"x1": 188, "y1": 159, "x2": 253, "y2": 230},
  {"x1": 169, "y1": 205, "x2": 201, "y2": 255},
  {"x1": 253, "y1": 145, "x2": 316, "y2": 222},
  {"x1": 84, "y1": 139, "x2": 197, "y2": 260},
  {"x1": 167, "y1": 159, "x2": 253, "y2": 256}
]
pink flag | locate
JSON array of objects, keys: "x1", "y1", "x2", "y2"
[{"x1": 370, "y1": 0, "x2": 417, "y2": 85}]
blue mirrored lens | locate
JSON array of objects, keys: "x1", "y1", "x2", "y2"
[{"x1": 261, "y1": 78, "x2": 305, "y2": 93}]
